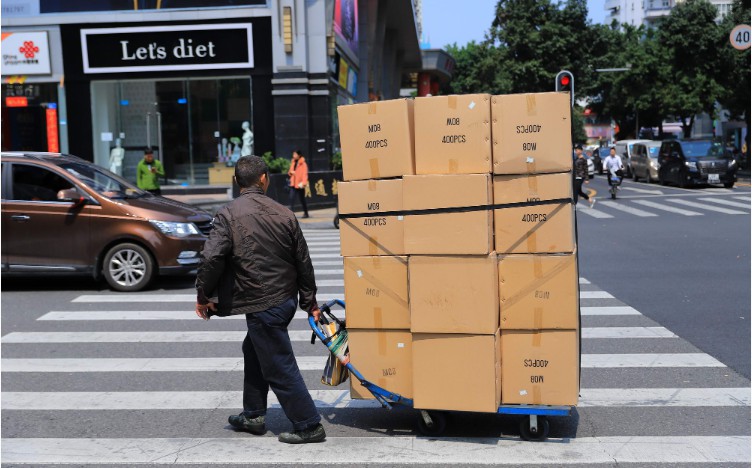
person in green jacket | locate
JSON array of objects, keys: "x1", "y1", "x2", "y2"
[{"x1": 136, "y1": 148, "x2": 165, "y2": 195}]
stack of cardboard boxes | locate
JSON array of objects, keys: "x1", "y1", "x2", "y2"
[{"x1": 336, "y1": 92, "x2": 579, "y2": 412}]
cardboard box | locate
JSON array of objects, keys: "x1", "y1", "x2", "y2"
[
  {"x1": 409, "y1": 254, "x2": 499, "y2": 334},
  {"x1": 501, "y1": 330, "x2": 579, "y2": 406},
  {"x1": 414, "y1": 94, "x2": 492, "y2": 175},
  {"x1": 492, "y1": 92, "x2": 572, "y2": 174},
  {"x1": 344, "y1": 256, "x2": 409, "y2": 329},
  {"x1": 493, "y1": 173, "x2": 575, "y2": 254},
  {"x1": 338, "y1": 99, "x2": 415, "y2": 181},
  {"x1": 338, "y1": 178, "x2": 405, "y2": 256},
  {"x1": 403, "y1": 174, "x2": 493, "y2": 254},
  {"x1": 412, "y1": 331, "x2": 501, "y2": 412},
  {"x1": 348, "y1": 330, "x2": 413, "y2": 399},
  {"x1": 499, "y1": 254, "x2": 579, "y2": 330}
]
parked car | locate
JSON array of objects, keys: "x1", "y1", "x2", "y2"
[
  {"x1": 630, "y1": 141, "x2": 662, "y2": 183},
  {"x1": 657, "y1": 140, "x2": 738, "y2": 188},
  {"x1": 1, "y1": 152, "x2": 213, "y2": 291},
  {"x1": 596, "y1": 147, "x2": 610, "y2": 174},
  {"x1": 614, "y1": 139, "x2": 650, "y2": 178}
]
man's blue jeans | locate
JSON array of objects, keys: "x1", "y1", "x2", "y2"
[{"x1": 242, "y1": 296, "x2": 321, "y2": 431}]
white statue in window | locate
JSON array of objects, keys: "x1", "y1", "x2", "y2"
[
  {"x1": 241, "y1": 121, "x2": 254, "y2": 156},
  {"x1": 109, "y1": 138, "x2": 125, "y2": 176}
]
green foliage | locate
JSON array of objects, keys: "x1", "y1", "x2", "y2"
[
  {"x1": 445, "y1": 0, "x2": 747, "y2": 141},
  {"x1": 261, "y1": 151, "x2": 290, "y2": 174},
  {"x1": 572, "y1": 107, "x2": 588, "y2": 144},
  {"x1": 331, "y1": 151, "x2": 343, "y2": 170}
]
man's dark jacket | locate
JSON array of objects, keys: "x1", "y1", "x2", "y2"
[
  {"x1": 196, "y1": 186, "x2": 317, "y2": 316},
  {"x1": 574, "y1": 157, "x2": 589, "y2": 179}
]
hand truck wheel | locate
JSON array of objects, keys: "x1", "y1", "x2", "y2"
[
  {"x1": 519, "y1": 415, "x2": 549, "y2": 441},
  {"x1": 416, "y1": 410, "x2": 447, "y2": 437}
]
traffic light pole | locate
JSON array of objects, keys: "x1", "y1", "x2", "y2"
[{"x1": 555, "y1": 70, "x2": 574, "y2": 108}]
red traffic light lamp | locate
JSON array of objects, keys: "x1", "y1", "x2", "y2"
[{"x1": 555, "y1": 70, "x2": 574, "y2": 107}]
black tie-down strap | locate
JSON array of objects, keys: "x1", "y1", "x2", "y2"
[{"x1": 337, "y1": 197, "x2": 573, "y2": 220}]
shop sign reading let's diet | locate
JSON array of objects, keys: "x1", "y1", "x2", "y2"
[{"x1": 81, "y1": 24, "x2": 254, "y2": 73}]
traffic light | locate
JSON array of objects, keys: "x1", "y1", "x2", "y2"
[{"x1": 555, "y1": 70, "x2": 574, "y2": 107}]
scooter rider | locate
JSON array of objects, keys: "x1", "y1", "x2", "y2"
[{"x1": 603, "y1": 147, "x2": 624, "y2": 186}]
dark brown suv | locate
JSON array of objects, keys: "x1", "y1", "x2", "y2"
[{"x1": 1, "y1": 152, "x2": 213, "y2": 291}]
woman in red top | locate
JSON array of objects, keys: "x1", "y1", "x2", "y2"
[{"x1": 287, "y1": 150, "x2": 309, "y2": 218}]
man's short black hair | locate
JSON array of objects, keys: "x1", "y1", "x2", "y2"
[
  {"x1": 574, "y1": 144, "x2": 583, "y2": 150},
  {"x1": 144, "y1": 147, "x2": 154, "y2": 155},
  {"x1": 235, "y1": 156, "x2": 268, "y2": 188}
]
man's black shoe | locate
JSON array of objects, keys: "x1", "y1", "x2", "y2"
[
  {"x1": 228, "y1": 413, "x2": 266, "y2": 435},
  {"x1": 302, "y1": 213, "x2": 310, "y2": 218},
  {"x1": 278, "y1": 423, "x2": 326, "y2": 444}
]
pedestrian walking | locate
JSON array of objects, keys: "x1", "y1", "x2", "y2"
[
  {"x1": 287, "y1": 150, "x2": 310, "y2": 218},
  {"x1": 195, "y1": 156, "x2": 325, "y2": 444},
  {"x1": 136, "y1": 148, "x2": 164, "y2": 195},
  {"x1": 573, "y1": 144, "x2": 595, "y2": 207}
]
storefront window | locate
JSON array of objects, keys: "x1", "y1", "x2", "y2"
[{"x1": 90, "y1": 77, "x2": 251, "y2": 185}]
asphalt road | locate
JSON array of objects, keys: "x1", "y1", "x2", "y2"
[
  {"x1": 576, "y1": 173, "x2": 751, "y2": 378},
  {"x1": 1, "y1": 176, "x2": 750, "y2": 466}
]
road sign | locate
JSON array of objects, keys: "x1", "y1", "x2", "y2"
[{"x1": 730, "y1": 24, "x2": 751, "y2": 50}]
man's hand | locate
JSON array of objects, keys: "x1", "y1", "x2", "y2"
[
  {"x1": 195, "y1": 302, "x2": 217, "y2": 320},
  {"x1": 297, "y1": 182, "x2": 304, "y2": 189},
  {"x1": 309, "y1": 305, "x2": 321, "y2": 323}
]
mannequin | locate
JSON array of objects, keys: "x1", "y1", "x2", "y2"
[
  {"x1": 241, "y1": 121, "x2": 254, "y2": 156},
  {"x1": 109, "y1": 138, "x2": 125, "y2": 175}
]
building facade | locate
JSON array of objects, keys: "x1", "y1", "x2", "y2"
[
  {"x1": 2, "y1": 0, "x2": 422, "y2": 183},
  {"x1": 605, "y1": 0, "x2": 733, "y2": 27}
]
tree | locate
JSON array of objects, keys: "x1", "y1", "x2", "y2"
[
  {"x1": 718, "y1": 0, "x2": 751, "y2": 149},
  {"x1": 657, "y1": 0, "x2": 727, "y2": 138},
  {"x1": 445, "y1": 41, "x2": 510, "y2": 95}
]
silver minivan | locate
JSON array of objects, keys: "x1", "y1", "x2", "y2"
[
  {"x1": 630, "y1": 141, "x2": 662, "y2": 183},
  {"x1": 614, "y1": 139, "x2": 650, "y2": 178}
]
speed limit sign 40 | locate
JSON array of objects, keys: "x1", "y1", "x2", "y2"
[{"x1": 730, "y1": 24, "x2": 751, "y2": 50}]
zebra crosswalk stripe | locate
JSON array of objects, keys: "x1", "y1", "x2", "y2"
[
  {"x1": 2, "y1": 387, "x2": 747, "y2": 410},
  {"x1": 576, "y1": 205, "x2": 614, "y2": 218},
  {"x1": 37, "y1": 305, "x2": 634, "y2": 321},
  {"x1": 2, "y1": 436, "x2": 748, "y2": 465},
  {"x1": 632, "y1": 199, "x2": 702, "y2": 216},
  {"x1": 732, "y1": 196, "x2": 751, "y2": 202},
  {"x1": 599, "y1": 201, "x2": 658, "y2": 217},
  {"x1": 666, "y1": 198, "x2": 748, "y2": 215},
  {"x1": 70, "y1": 293, "x2": 344, "y2": 303},
  {"x1": 0, "y1": 353, "x2": 725, "y2": 372},
  {"x1": 1, "y1": 327, "x2": 674, "y2": 343},
  {"x1": 697, "y1": 197, "x2": 751, "y2": 210}
]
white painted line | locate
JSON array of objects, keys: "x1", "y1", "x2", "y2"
[
  {"x1": 2, "y1": 353, "x2": 725, "y2": 372},
  {"x1": 314, "y1": 269, "x2": 344, "y2": 275},
  {"x1": 578, "y1": 277, "x2": 590, "y2": 284},
  {"x1": 38, "y1": 311, "x2": 241, "y2": 321},
  {"x1": 314, "y1": 279, "x2": 344, "y2": 287},
  {"x1": 580, "y1": 306, "x2": 641, "y2": 316},
  {"x1": 632, "y1": 199, "x2": 702, "y2": 216},
  {"x1": 4, "y1": 387, "x2": 748, "y2": 411},
  {"x1": 621, "y1": 187, "x2": 664, "y2": 195},
  {"x1": 37, "y1": 310, "x2": 341, "y2": 321},
  {"x1": 582, "y1": 353, "x2": 725, "y2": 368},
  {"x1": 667, "y1": 198, "x2": 747, "y2": 215},
  {"x1": 8, "y1": 326, "x2": 667, "y2": 343},
  {"x1": 71, "y1": 293, "x2": 343, "y2": 303},
  {"x1": 310, "y1": 260, "x2": 343, "y2": 266},
  {"x1": 576, "y1": 205, "x2": 614, "y2": 218},
  {"x1": 582, "y1": 327, "x2": 675, "y2": 339},
  {"x1": 600, "y1": 200, "x2": 658, "y2": 217},
  {"x1": 698, "y1": 197, "x2": 751, "y2": 210},
  {"x1": 578, "y1": 388, "x2": 751, "y2": 407},
  {"x1": 2, "y1": 436, "x2": 749, "y2": 465},
  {"x1": 309, "y1": 253, "x2": 342, "y2": 259},
  {"x1": 580, "y1": 291, "x2": 613, "y2": 299},
  {"x1": 732, "y1": 196, "x2": 751, "y2": 202}
]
